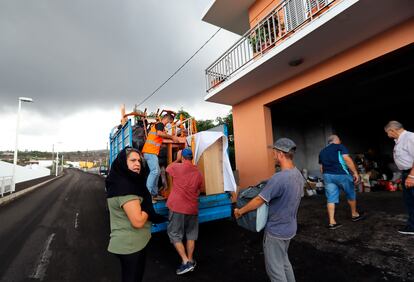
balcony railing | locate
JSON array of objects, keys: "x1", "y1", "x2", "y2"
[{"x1": 205, "y1": 0, "x2": 338, "y2": 92}]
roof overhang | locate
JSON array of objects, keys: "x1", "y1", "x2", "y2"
[
  {"x1": 204, "y1": 0, "x2": 414, "y2": 105},
  {"x1": 202, "y1": 0, "x2": 255, "y2": 35}
]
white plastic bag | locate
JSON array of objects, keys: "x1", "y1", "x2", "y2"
[{"x1": 256, "y1": 203, "x2": 269, "y2": 232}]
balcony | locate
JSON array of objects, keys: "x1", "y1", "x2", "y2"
[{"x1": 204, "y1": 0, "x2": 414, "y2": 105}]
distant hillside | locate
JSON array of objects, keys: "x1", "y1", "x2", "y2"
[{"x1": 0, "y1": 150, "x2": 108, "y2": 165}]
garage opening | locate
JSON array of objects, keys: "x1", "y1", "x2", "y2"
[{"x1": 270, "y1": 44, "x2": 414, "y2": 177}]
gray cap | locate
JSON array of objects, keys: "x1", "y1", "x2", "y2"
[{"x1": 273, "y1": 138, "x2": 297, "y2": 153}]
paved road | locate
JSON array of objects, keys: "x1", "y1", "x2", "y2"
[
  {"x1": 1, "y1": 169, "x2": 408, "y2": 282},
  {"x1": 0, "y1": 169, "x2": 269, "y2": 282},
  {"x1": 0, "y1": 169, "x2": 119, "y2": 282}
]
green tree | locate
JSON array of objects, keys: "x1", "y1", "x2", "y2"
[
  {"x1": 216, "y1": 111, "x2": 233, "y2": 135},
  {"x1": 176, "y1": 108, "x2": 192, "y2": 120},
  {"x1": 216, "y1": 111, "x2": 235, "y2": 170},
  {"x1": 196, "y1": 119, "x2": 215, "y2": 132}
]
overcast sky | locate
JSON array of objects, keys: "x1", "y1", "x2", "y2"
[{"x1": 0, "y1": 0, "x2": 239, "y2": 152}]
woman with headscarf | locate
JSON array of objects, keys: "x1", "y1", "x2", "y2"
[{"x1": 106, "y1": 147, "x2": 166, "y2": 282}]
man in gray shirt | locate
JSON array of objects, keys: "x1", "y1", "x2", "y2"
[{"x1": 234, "y1": 138, "x2": 304, "y2": 282}]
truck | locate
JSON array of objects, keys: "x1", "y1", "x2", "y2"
[{"x1": 108, "y1": 107, "x2": 236, "y2": 233}]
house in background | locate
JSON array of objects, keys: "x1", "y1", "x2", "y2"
[{"x1": 202, "y1": 0, "x2": 414, "y2": 187}]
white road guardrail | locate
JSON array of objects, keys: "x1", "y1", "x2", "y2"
[{"x1": 1, "y1": 176, "x2": 13, "y2": 197}]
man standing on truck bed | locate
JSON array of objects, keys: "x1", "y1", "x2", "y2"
[
  {"x1": 166, "y1": 148, "x2": 204, "y2": 275},
  {"x1": 142, "y1": 114, "x2": 178, "y2": 200}
]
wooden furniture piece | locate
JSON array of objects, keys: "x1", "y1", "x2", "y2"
[{"x1": 197, "y1": 138, "x2": 225, "y2": 195}]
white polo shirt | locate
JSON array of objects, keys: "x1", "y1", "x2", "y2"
[{"x1": 393, "y1": 130, "x2": 414, "y2": 170}]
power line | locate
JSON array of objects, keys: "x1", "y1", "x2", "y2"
[{"x1": 137, "y1": 28, "x2": 222, "y2": 107}]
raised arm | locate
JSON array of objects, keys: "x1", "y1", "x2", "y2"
[{"x1": 157, "y1": 130, "x2": 178, "y2": 141}]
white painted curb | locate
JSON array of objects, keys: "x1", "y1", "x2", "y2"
[{"x1": 0, "y1": 174, "x2": 64, "y2": 206}]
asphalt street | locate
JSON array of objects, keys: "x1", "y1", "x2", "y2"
[
  {"x1": 0, "y1": 169, "x2": 119, "y2": 282},
  {"x1": 1, "y1": 169, "x2": 412, "y2": 282}
]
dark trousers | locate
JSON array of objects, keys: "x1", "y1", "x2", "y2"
[
  {"x1": 402, "y1": 171, "x2": 414, "y2": 228},
  {"x1": 115, "y1": 247, "x2": 147, "y2": 282}
]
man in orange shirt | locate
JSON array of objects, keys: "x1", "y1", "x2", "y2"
[{"x1": 142, "y1": 114, "x2": 178, "y2": 198}]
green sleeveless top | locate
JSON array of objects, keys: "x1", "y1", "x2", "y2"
[{"x1": 107, "y1": 195, "x2": 151, "y2": 254}]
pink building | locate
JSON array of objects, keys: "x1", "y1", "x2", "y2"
[{"x1": 202, "y1": 0, "x2": 414, "y2": 187}]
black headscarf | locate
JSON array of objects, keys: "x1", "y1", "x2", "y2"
[{"x1": 105, "y1": 147, "x2": 166, "y2": 224}]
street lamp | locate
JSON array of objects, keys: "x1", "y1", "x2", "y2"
[
  {"x1": 12, "y1": 97, "x2": 34, "y2": 192},
  {"x1": 54, "y1": 142, "x2": 62, "y2": 176}
]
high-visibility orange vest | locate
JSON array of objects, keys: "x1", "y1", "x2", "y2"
[{"x1": 142, "y1": 124, "x2": 163, "y2": 155}]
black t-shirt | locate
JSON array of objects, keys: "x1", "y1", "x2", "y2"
[{"x1": 155, "y1": 122, "x2": 164, "y2": 132}]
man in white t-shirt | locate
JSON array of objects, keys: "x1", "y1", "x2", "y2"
[{"x1": 385, "y1": 121, "x2": 414, "y2": 235}]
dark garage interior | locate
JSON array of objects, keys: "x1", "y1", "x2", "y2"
[{"x1": 270, "y1": 43, "x2": 414, "y2": 176}]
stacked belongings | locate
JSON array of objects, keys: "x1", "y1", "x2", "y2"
[
  {"x1": 129, "y1": 109, "x2": 148, "y2": 151},
  {"x1": 132, "y1": 124, "x2": 146, "y2": 150},
  {"x1": 306, "y1": 175, "x2": 323, "y2": 195}
]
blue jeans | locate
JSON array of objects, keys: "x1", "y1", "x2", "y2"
[
  {"x1": 402, "y1": 171, "x2": 414, "y2": 228},
  {"x1": 323, "y1": 173, "x2": 356, "y2": 204},
  {"x1": 143, "y1": 153, "x2": 160, "y2": 196}
]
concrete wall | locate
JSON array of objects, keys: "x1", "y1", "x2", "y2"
[
  {"x1": 233, "y1": 104, "x2": 274, "y2": 188},
  {"x1": 0, "y1": 161, "x2": 50, "y2": 183},
  {"x1": 38, "y1": 160, "x2": 53, "y2": 167},
  {"x1": 271, "y1": 116, "x2": 332, "y2": 176},
  {"x1": 232, "y1": 18, "x2": 414, "y2": 187}
]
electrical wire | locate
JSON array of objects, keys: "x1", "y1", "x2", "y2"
[{"x1": 137, "y1": 28, "x2": 222, "y2": 107}]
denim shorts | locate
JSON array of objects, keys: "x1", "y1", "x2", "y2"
[{"x1": 323, "y1": 173, "x2": 356, "y2": 203}]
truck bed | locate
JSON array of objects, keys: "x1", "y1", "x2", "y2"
[{"x1": 151, "y1": 193, "x2": 232, "y2": 233}]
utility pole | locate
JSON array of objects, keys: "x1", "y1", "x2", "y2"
[
  {"x1": 86, "y1": 149, "x2": 89, "y2": 171},
  {"x1": 51, "y1": 144, "x2": 54, "y2": 176},
  {"x1": 55, "y1": 150, "x2": 59, "y2": 176}
]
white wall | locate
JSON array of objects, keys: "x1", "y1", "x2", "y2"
[
  {"x1": 66, "y1": 161, "x2": 80, "y2": 168},
  {"x1": 0, "y1": 161, "x2": 50, "y2": 183},
  {"x1": 38, "y1": 160, "x2": 53, "y2": 167}
]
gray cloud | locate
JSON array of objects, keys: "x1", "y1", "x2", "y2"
[{"x1": 0, "y1": 0, "x2": 239, "y2": 116}]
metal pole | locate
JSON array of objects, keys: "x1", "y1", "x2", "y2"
[
  {"x1": 56, "y1": 150, "x2": 59, "y2": 176},
  {"x1": 1, "y1": 177, "x2": 5, "y2": 197},
  {"x1": 12, "y1": 99, "x2": 22, "y2": 193},
  {"x1": 51, "y1": 144, "x2": 54, "y2": 175}
]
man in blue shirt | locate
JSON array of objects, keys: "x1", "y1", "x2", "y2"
[
  {"x1": 319, "y1": 135, "x2": 363, "y2": 230},
  {"x1": 234, "y1": 138, "x2": 304, "y2": 282}
]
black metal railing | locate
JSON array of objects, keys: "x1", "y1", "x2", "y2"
[{"x1": 205, "y1": 0, "x2": 338, "y2": 92}]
